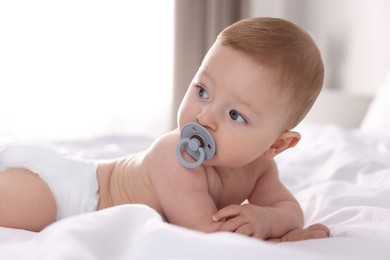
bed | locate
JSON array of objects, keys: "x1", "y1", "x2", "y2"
[{"x1": 1, "y1": 77, "x2": 390, "y2": 259}]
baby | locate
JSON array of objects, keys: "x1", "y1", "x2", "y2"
[{"x1": 0, "y1": 17, "x2": 329, "y2": 241}]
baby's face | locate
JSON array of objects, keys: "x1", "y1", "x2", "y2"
[{"x1": 177, "y1": 41, "x2": 289, "y2": 167}]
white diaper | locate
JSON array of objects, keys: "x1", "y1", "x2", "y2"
[{"x1": 0, "y1": 144, "x2": 99, "y2": 220}]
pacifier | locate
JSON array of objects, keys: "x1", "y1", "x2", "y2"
[{"x1": 176, "y1": 122, "x2": 216, "y2": 168}]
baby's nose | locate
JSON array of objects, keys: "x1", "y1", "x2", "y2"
[{"x1": 196, "y1": 108, "x2": 217, "y2": 131}]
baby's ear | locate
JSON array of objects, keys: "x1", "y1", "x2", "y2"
[{"x1": 264, "y1": 131, "x2": 301, "y2": 159}]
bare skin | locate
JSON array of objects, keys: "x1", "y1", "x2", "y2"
[
  {"x1": 0, "y1": 40, "x2": 330, "y2": 241},
  {"x1": 94, "y1": 42, "x2": 330, "y2": 240},
  {"x1": 0, "y1": 161, "x2": 329, "y2": 241},
  {"x1": 95, "y1": 129, "x2": 329, "y2": 240},
  {"x1": 0, "y1": 168, "x2": 57, "y2": 232}
]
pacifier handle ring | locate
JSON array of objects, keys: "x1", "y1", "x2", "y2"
[{"x1": 176, "y1": 137, "x2": 206, "y2": 168}]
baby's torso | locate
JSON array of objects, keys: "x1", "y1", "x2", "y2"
[
  {"x1": 96, "y1": 151, "x2": 266, "y2": 214},
  {"x1": 97, "y1": 134, "x2": 270, "y2": 214}
]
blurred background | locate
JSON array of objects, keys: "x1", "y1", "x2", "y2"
[
  {"x1": 0, "y1": 0, "x2": 174, "y2": 140},
  {"x1": 1, "y1": 0, "x2": 389, "y2": 140}
]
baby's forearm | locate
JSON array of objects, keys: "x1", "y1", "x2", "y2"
[
  {"x1": 265, "y1": 201, "x2": 304, "y2": 238},
  {"x1": 166, "y1": 209, "x2": 226, "y2": 234}
]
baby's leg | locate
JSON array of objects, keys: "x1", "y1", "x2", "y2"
[{"x1": 0, "y1": 168, "x2": 57, "y2": 232}]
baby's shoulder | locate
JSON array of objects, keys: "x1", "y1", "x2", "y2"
[
  {"x1": 147, "y1": 130, "x2": 180, "y2": 159},
  {"x1": 145, "y1": 129, "x2": 186, "y2": 174},
  {"x1": 145, "y1": 129, "x2": 209, "y2": 187}
]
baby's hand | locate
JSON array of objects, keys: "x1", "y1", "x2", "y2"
[
  {"x1": 268, "y1": 223, "x2": 330, "y2": 242},
  {"x1": 212, "y1": 204, "x2": 271, "y2": 239}
]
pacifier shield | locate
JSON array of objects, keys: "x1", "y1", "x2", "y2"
[{"x1": 176, "y1": 123, "x2": 216, "y2": 168}]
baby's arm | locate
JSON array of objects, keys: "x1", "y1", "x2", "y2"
[
  {"x1": 212, "y1": 159, "x2": 304, "y2": 239},
  {"x1": 147, "y1": 132, "x2": 224, "y2": 232}
]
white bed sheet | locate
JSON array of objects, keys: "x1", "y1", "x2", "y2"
[
  {"x1": 1, "y1": 124, "x2": 390, "y2": 259},
  {"x1": 277, "y1": 124, "x2": 390, "y2": 244}
]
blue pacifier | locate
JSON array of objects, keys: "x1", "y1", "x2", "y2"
[{"x1": 176, "y1": 123, "x2": 216, "y2": 168}]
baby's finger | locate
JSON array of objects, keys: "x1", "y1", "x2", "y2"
[
  {"x1": 212, "y1": 204, "x2": 241, "y2": 221},
  {"x1": 235, "y1": 223, "x2": 254, "y2": 237},
  {"x1": 216, "y1": 216, "x2": 246, "y2": 232},
  {"x1": 306, "y1": 223, "x2": 330, "y2": 237},
  {"x1": 308, "y1": 230, "x2": 330, "y2": 239}
]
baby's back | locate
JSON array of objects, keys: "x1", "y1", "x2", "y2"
[{"x1": 96, "y1": 151, "x2": 162, "y2": 213}]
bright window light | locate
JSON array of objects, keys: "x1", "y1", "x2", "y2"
[{"x1": 0, "y1": 0, "x2": 173, "y2": 141}]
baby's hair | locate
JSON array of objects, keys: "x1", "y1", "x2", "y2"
[{"x1": 218, "y1": 17, "x2": 324, "y2": 129}]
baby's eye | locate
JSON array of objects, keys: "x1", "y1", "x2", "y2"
[
  {"x1": 196, "y1": 85, "x2": 209, "y2": 99},
  {"x1": 229, "y1": 110, "x2": 246, "y2": 123}
]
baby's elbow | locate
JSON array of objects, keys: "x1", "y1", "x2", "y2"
[{"x1": 291, "y1": 201, "x2": 304, "y2": 229}]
